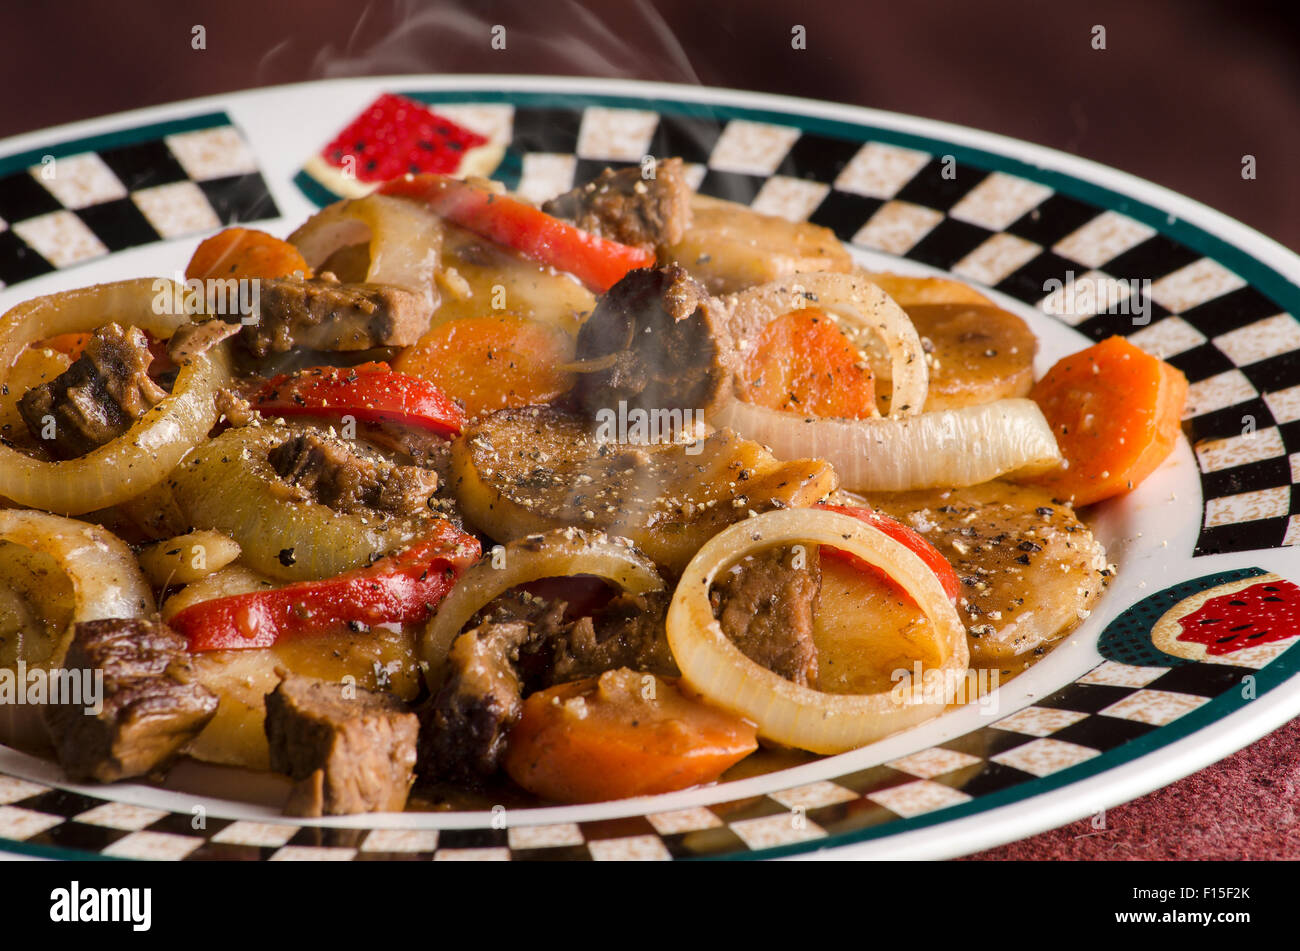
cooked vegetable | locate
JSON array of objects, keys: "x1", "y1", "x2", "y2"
[
  {"x1": 665, "y1": 194, "x2": 851, "y2": 295},
  {"x1": 139, "y1": 530, "x2": 241, "y2": 587},
  {"x1": 0, "y1": 510, "x2": 153, "y2": 669},
  {"x1": 666, "y1": 508, "x2": 968, "y2": 753},
  {"x1": 254, "y1": 362, "x2": 465, "y2": 436},
  {"x1": 169, "y1": 519, "x2": 479, "y2": 651},
  {"x1": 860, "y1": 272, "x2": 993, "y2": 309},
  {"x1": 0, "y1": 540, "x2": 75, "y2": 671},
  {"x1": 185, "y1": 624, "x2": 423, "y2": 771},
  {"x1": 289, "y1": 192, "x2": 443, "y2": 304},
  {"x1": 421, "y1": 528, "x2": 665, "y2": 684},
  {"x1": 0, "y1": 345, "x2": 71, "y2": 437},
  {"x1": 727, "y1": 271, "x2": 927, "y2": 418},
  {"x1": 817, "y1": 503, "x2": 960, "y2": 603},
  {"x1": 379, "y1": 174, "x2": 655, "y2": 293},
  {"x1": 0, "y1": 280, "x2": 230, "y2": 514},
  {"x1": 907, "y1": 303, "x2": 1037, "y2": 411},
  {"x1": 451, "y1": 406, "x2": 837, "y2": 572},
  {"x1": 393, "y1": 315, "x2": 575, "y2": 418},
  {"x1": 169, "y1": 424, "x2": 437, "y2": 581},
  {"x1": 503, "y1": 669, "x2": 758, "y2": 803},
  {"x1": 1025, "y1": 335, "x2": 1188, "y2": 505},
  {"x1": 713, "y1": 397, "x2": 1061, "y2": 492},
  {"x1": 739, "y1": 308, "x2": 876, "y2": 418},
  {"x1": 869, "y1": 481, "x2": 1109, "y2": 666},
  {"x1": 185, "y1": 227, "x2": 312, "y2": 281}
]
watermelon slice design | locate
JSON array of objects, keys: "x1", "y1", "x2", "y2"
[
  {"x1": 302, "y1": 93, "x2": 504, "y2": 200},
  {"x1": 1175, "y1": 578, "x2": 1300, "y2": 655},
  {"x1": 1151, "y1": 571, "x2": 1300, "y2": 665}
]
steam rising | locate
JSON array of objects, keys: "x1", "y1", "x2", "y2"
[{"x1": 258, "y1": 0, "x2": 700, "y2": 85}]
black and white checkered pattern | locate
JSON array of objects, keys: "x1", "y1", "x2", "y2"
[{"x1": 0, "y1": 112, "x2": 279, "y2": 289}]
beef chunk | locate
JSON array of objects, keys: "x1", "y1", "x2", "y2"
[
  {"x1": 264, "y1": 673, "x2": 418, "y2": 817},
  {"x1": 19, "y1": 323, "x2": 168, "y2": 458},
  {"x1": 242, "y1": 276, "x2": 431, "y2": 357},
  {"x1": 418, "y1": 619, "x2": 533, "y2": 784},
  {"x1": 571, "y1": 265, "x2": 733, "y2": 419},
  {"x1": 268, "y1": 429, "x2": 438, "y2": 517},
  {"x1": 42, "y1": 618, "x2": 217, "y2": 783},
  {"x1": 543, "y1": 158, "x2": 693, "y2": 253},
  {"x1": 546, "y1": 591, "x2": 678, "y2": 685},
  {"x1": 711, "y1": 546, "x2": 821, "y2": 687},
  {"x1": 419, "y1": 588, "x2": 679, "y2": 784}
]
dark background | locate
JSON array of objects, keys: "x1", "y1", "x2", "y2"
[
  {"x1": 1, "y1": 0, "x2": 1297, "y2": 250},
  {"x1": 1, "y1": 0, "x2": 1297, "y2": 860}
]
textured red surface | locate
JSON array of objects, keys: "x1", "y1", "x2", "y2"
[{"x1": 963, "y1": 717, "x2": 1300, "y2": 860}]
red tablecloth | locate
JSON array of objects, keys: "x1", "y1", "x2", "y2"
[{"x1": 964, "y1": 717, "x2": 1300, "y2": 859}]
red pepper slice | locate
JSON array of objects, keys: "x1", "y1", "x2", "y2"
[
  {"x1": 171, "y1": 520, "x2": 481, "y2": 651},
  {"x1": 254, "y1": 362, "x2": 466, "y2": 436},
  {"x1": 817, "y1": 503, "x2": 960, "y2": 605},
  {"x1": 378, "y1": 174, "x2": 655, "y2": 293}
]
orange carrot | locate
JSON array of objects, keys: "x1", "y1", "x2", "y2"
[
  {"x1": 38, "y1": 333, "x2": 91, "y2": 361},
  {"x1": 393, "y1": 314, "x2": 575, "y2": 418},
  {"x1": 503, "y1": 669, "x2": 758, "y2": 803},
  {"x1": 185, "y1": 227, "x2": 311, "y2": 281},
  {"x1": 1027, "y1": 335, "x2": 1188, "y2": 506},
  {"x1": 739, "y1": 307, "x2": 876, "y2": 418}
]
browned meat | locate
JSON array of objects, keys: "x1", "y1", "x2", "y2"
[
  {"x1": 267, "y1": 429, "x2": 438, "y2": 517},
  {"x1": 243, "y1": 276, "x2": 430, "y2": 357},
  {"x1": 419, "y1": 587, "x2": 679, "y2": 784},
  {"x1": 546, "y1": 591, "x2": 678, "y2": 684},
  {"x1": 711, "y1": 546, "x2": 821, "y2": 687},
  {"x1": 418, "y1": 619, "x2": 533, "y2": 784},
  {"x1": 570, "y1": 265, "x2": 734, "y2": 419},
  {"x1": 542, "y1": 158, "x2": 694, "y2": 253},
  {"x1": 42, "y1": 618, "x2": 217, "y2": 783},
  {"x1": 264, "y1": 673, "x2": 418, "y2": 817},
  {"x1": 166, "y1": 318, "x2": 241, "y2": 363},
  {"x1": 19, "y1": 323, "x2": 168, "y2": 458}
]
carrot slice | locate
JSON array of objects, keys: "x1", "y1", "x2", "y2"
[
  {"x1": 38, "y1": 333, "x2": 91, "y2": 361},
  {"x1": 393, "y1": 314, "x2": 575, "y2": 418},
  {"x1": 738, "y1": 308, "x2": 876, "y2": 418},
  {"x1": 504, "y1": 669, "x2": 758, "y2": 803},
  {"x1": 185, "y1": 227, "x2": 311, "y2": 281},
  {"x1": 1027, "y1": 335, "x2": 1188, "y2": 506}
]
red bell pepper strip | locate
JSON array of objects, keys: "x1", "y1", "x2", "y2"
[
  {"x1": 170, "y1": 520, "x2": 481, "y2": 651},
  {"x1": 816, "y1": 503, "x2": 960, "y2": 605},
  {"x1": 254, "y1": 362, "x2": 466, "y2": 436},
  {"x1": 378, "y1": 174, "x2": 655, "y2": 293}
]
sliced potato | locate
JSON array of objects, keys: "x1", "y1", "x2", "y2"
[
  {"x1": 908, "y1": 303, "x2": 1037, "y2": 412},
  {"x1": 665, "y1": 195, "x2": 851, "y2": 295},
  {"x1": 861, "y1": 272, "x2": 993, "y2": 309},
  {"x1": 451, "y1": 406, "x2": 837, "y2": 572},
  {"x1": 140, "y1": 530, "x2": 241, "y2": 587},
  {"x1": 812, "y1": 558, "x2": 944, "y2": 695},
  {"x1": 868, "y1": 481, "x2": 1109, "y2": 667},
  {"x1": 186, "y1": 629, "x2": 422, "y2": 771}
]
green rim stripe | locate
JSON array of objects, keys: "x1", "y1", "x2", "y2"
[{"x1": 0, "y1": 111, "x2": 231, "y2": 179}]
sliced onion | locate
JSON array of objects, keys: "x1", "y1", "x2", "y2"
[
  {"x1": 726, "y1": 271, "x2": 928, "y2": 418},
  {"x1": 0, "y1": 510, "x2": 154, "y2": 664},
  {"x1": 168, "y1": 424, "x2": 433, "y2": 582},
  {"x1": 666, "y1": 508, "x2": 968, "y2": 753},
  {"x1": 712, "y1": 396, "x2": 1061, "y2": 492},
  {"x1": 289, "y1": 193, "x2": 442, "y2": 307},
  {"x1": 420, "y1": 529, "x2": 664, "y2": 686},
  {"x1": 0, "y1": 280, "x2": 231, "y2": 514}
]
